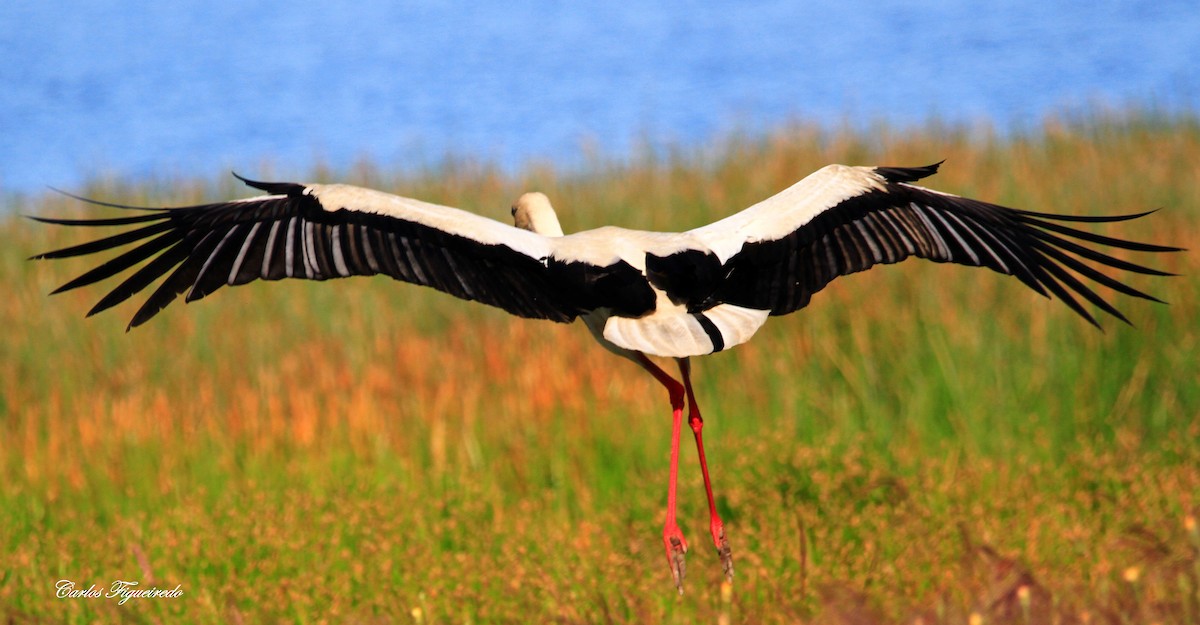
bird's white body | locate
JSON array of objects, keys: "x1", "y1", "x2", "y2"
[
  {"x1": 518, "y1": 222, "x2": 771, "y2": 358},
  {"x1": 592, "y1": 302, "x2": 771, "y2": 358},
  {"x1": 549, "y1": 225, "x2": 702, "y2": 268}
]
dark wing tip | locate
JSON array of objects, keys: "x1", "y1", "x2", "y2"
[
  {"x1": 874, "y1": 160, "x2": 944, "y2": 184},
  {"x1": 231, "y1": 172, "x2": 307, "y2": 197},
  {"x1": 42, "y1": 186, "x2": 170, "y2": 211}
]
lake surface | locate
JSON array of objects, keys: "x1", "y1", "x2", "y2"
[{"x1": 4, "y1": 0, "x2": 1199, "y2": 193}]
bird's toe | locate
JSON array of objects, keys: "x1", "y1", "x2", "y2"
[{"x1": 663, "y1": 525, "x2": 688, "y2": 593}]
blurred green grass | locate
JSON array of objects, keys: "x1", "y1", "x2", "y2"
[{"x1": 2, "y1": 110, "x2": 1198, "y2": 624}]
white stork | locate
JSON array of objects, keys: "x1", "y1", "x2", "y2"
[{"x1": 32, "y1": 162, "x2": 1178, "y2": 593}]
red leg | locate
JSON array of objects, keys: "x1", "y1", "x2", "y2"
[
  {"x1": 678, "y1": 358, "x2": 733, "y2": 581},
  {"x1": 634, "y1": 353, "x2": 689, "y2": 594}
]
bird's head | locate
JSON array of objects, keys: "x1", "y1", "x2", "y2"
[{"x1": 511, "y1": 192, "x2": 565, "y2": 237}]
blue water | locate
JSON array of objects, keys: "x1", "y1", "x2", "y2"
[{"x1": 4, "y1": 0, "x2": 1199, "y2": 193}]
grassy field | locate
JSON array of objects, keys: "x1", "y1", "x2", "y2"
[{"x1": 2, "y1": 111, "x2": 1198, "y2": 624}]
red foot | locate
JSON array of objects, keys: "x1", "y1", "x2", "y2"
[
  {"x1": 710, "y1": 519, "x2": 733, "y2": 581},
  {"x1": 663, "y1": 522, "x2": 689, "y2": 593}
]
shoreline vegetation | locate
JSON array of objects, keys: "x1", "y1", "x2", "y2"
[{"x1": 3, "y1": 110, "x2": 1198, "y2": 623}]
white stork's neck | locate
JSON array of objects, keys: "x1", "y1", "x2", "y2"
[{"x1": 511, "y1": 192, "x2": 565, "y2": 237}]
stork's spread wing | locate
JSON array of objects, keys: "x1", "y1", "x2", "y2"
[
  {"x1": 691, "y1": 163, "x2": 1180, "y2": 326},
  {"x1": 32, "y1": 177, "x2": 586, "y2": 328}
]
